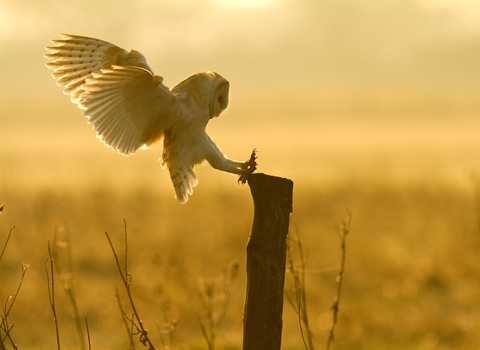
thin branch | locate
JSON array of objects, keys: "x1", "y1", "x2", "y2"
[
  {"x1": 215, "y1": 261, "x2": 238, "y2": 337},
  {"x1": 296, "y1": 230, "x2": 313, "y2": 350},
  {"x1": 46, "y1": 241, "x2": 61, "y2": 350},
  {"x1": 1, "y1": 264, "x2": 29, "y2": 349},
  {"x1": 155, "y1": 306, "x2": 178, "y2": 350},
  {"x1": 0, "y1": 225, "x2": 16, "y2": 350},
  {"x1": 2, "y1": 264, "x2": 28, "y2": 323},
  {"x1": 129, "y1": 313, "x2": 136, "y2": 350},
  {"x1": 0, "y1": 227, "x2": 14, "y2": 262},
  {"x1": 197, "y1": 262, "x2": 238, "y2": 350},
  {"x1": 1, "y1": 313, "x2": 16, "y2": 350},
  {"x1": 85, "y1": 318, "x2": 91, "y2": 350},
  {"x1": 53, "y1": 224, "x2": 86, "y2": 350},
  {"x1": 285, "y1": 228, "x2": 314, "y2": 350},
  {"x1": 105, "y1": 229, "x2": 155, "y2": 349},
  {"x1": 198, "y1": 315, "x2": 214, "y2": 350},
  {"x1": 197, "y1": 281, "x2": 215, "y2": 350},
  {"x1": 123, "y1": 219, "x2": 129, "y2": 284},
  {"x1": 115, "y1": 288, "x2": 136, "y2": 350},
  {"x1": 0, "y1": 320, "x2": 5, "y2": 349},
  {"x1": 296, "y1": 287, "x2": 309, "y2": 350},
  {"x1": 326, "y1": 212, "x2": 351, "y2": 350}
]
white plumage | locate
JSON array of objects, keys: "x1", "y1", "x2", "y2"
[{"x1": 45, "y1": 34, "x2": 256, "y2": 203}]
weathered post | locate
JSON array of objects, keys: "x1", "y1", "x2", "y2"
[{"x1": 243, "y1": 173, "x2": 294, "y2": 350}]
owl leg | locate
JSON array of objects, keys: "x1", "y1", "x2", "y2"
[
  {"x1": 223, "y1": 149, "x2": 256, "y2": 168},
  {"x1": 206, "y1": 149, "x2": 257, "y2": 183},
  {"x1": 207, "y1": 153, "x2": 244, "y2": 175}
]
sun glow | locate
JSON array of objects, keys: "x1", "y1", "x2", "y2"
[
  {"x1": 418, "y1": 0, "x2": 480, "y2": 30},
  {"x1": 214, "y1": 0, "x2": 278, "y2": 8},
  {"x1": 0, "y1": 3, "x2": 15, "y2": 38}
]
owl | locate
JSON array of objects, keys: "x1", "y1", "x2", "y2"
[{"x1": 45, "y1": 34, "x2": 257, "y2": 203}]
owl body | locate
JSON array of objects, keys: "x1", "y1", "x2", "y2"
[{"x1": 45, "y1": 34, "x2": 255, "y2": 203}]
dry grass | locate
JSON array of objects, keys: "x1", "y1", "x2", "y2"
[{"x1": 0, "y1": 175, "x2": 480, "y2": 349}]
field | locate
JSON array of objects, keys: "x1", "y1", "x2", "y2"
[{"x1": 1, "y1": 92, "x2": 480, "y2": 349}]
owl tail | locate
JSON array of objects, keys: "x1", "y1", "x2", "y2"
[{"x1": 166, "y1": 159, "x2": 198, "y2": 204}]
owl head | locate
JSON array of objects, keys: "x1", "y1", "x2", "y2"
[
  {"x1": 171, "y1": 71, "x2": 229, "y2": 119},
  {"x1": 207, "y1": 71, "x2": 229, "y2": 119}
]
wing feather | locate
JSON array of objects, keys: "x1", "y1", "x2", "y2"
[
  {"x1": 78, "y1": 65, "x2": 179, "y2": 155},
  {"x1": 45, "y1": 34, "x2": 154, "y2": 103}
]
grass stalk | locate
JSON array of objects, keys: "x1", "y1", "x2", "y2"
[
  {"x1": 53, "y1": 224, "x2": 86, "y2": 350},
  {"x1": 0, "y1": 263, "x2": 29, "y2": 350},
  {"x1": 46, "y1": 241, "x2": 61, "y2": 350},
  {"x1": 197, "y1": 261, "x2": 239, "y2": 350},
  {"x1": 326, "y1": 212, "x2": 351, "y2": 350},
  {"x1": 105, "y1": 220, "x2": 156, "y2": 349},
  {"x1": 85, "y1": 318, "x2": 91, "y2": 350},
  {"x1": 286, "y1": 227, "x2": 314, "y2": 350},
  {"x1": 0, "y1": 227, "x2": 14, "y2": 262}
]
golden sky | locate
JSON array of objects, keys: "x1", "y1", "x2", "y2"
[
  {"x1": 1, "y1": 0, "x2": 480, "y2": 187},
  {"x1": 1, "y1": 0, "x2": 479, "y2": 95}
]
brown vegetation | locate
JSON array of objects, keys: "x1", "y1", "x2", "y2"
[{"x1": 1, "y1": 175, "x2": 479, "y2": 349}]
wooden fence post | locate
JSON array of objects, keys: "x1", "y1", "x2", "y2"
[{"x1": 243, "y1": 173, "x2": 294, "y2": 350}]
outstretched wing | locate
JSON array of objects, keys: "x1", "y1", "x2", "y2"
[
  {"x1": 45, "y1": 34, "x2": 155, "y2": 103},
  {"x1": 79, "y1": 65, "x2": 180, "y2": 155},
  {"x1": 46, "y1": 34, "x2": 181, "y2": 156}
]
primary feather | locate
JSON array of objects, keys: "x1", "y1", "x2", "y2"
[{"x1": 45, "y1": 34, "x2": 256, "y2": 203}]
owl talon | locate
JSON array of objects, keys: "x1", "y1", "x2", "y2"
[{"x1": 238, "y1": 149, "x2": 257, "y2": 184}]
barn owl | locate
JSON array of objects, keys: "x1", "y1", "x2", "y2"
[{"x1": 45, "y1": 34, "x2": 257, "y2": 203}]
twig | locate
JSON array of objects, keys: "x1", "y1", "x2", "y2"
[
  {"x1": 0, "y1": 227, "x2": 14, "y2": 262},
  {"x1": 85, "y1": 318, "x2": 91, "y2": 350},
  {"x1": 198, "y1": 315, "x2": 213, "y2": 350},
  {"x1": 0, "y1": 224, "x2": 19, "y2": 349},
  {"x1": 53, "y1": 224, "x2": 86, "y2": 350},
  {"x1": 197, "y1": 279, "x2": 217, "y2": 350},
  {"x1": 123, "y1": 219, "x2": 129, "y2": 282},
  {"x1": 105, "y1": 225, "x2": 156, "y2": 350},
  {"x1": 296, "y1": 287, "x2": 309, "y2": 350},
  {"x1": 129, "y1": 313, "x2": 136, "y2": 350},
  {"x1": 2, "y1": 264, "x2": 29, "y2": 321},
  {"x1": 115, "y1": 288, "x2": 136, "y2": 350},
  {"x1": 197, "y1": 261, "x2": 239, "y2": 350},
  {"x1": 159, "y1": 303, "x2": 181, "y2": 350},
  {"x1": 46, "y1": 241, "x2": 61, "y2": 350},
  {"x1": 1, "y1": 311, "x2": 16, "y2": 350},
  {"x1": 326, "y1": 212, "x2": 351, "y2": 350},
  {"x1": 216, "y1": 261, "x2": 238, "y2": 337},
  {"x1": 0, "y1": 263, "x2": 28, "y2": 350},
  {"x1": 285, "y1": 228, "x2": 314, "y2": 350},
  {"x1": 155, "y1": 305, "x2": 178, "y2": 350}
]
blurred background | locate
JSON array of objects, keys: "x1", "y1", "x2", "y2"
[
  {"x1": 1, "y1": 0, "x2": 480, "y2": 349},
  {"x1": 1, "y1": 0, "x2": 479, "y2": 188}
]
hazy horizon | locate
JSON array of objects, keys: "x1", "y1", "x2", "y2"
[{"x1": 1, "y1": 0, "x2": 480, "y2": 191}]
